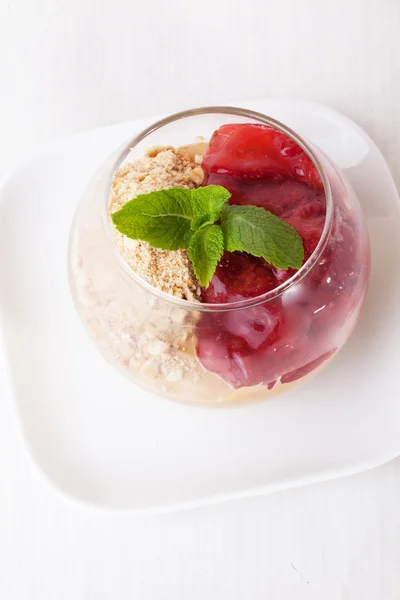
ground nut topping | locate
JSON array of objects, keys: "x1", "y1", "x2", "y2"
[{"x1": 109, "y1": 146, "x2": 205, "y2": 301}]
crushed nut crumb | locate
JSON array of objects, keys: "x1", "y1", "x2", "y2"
[{"x1": 109, "y1": 145, "x2": 206, "y2": 301}]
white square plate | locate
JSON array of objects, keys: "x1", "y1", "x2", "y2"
[{"x1": 1, "y1": 99, "x2": 399, "y2": 513}]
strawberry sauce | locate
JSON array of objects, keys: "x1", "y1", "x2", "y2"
[{"x1": 196, "y1": 123, "x2": 363, "y2": 389}]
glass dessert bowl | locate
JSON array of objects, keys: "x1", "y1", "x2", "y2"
[{"x1": 68, "y1": 107, "x2": 370, "y2": 406}]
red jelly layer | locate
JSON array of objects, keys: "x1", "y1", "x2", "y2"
[{"x1": 196, "y1": 123, "x2": 362, "y2": 389}]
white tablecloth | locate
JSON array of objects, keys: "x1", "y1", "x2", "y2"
[{"x1": 1, "y1": 0, "x2": 399, "y2": 597}]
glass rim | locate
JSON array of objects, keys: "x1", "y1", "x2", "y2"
[{"x1": 102, "y1": 106, "x2": 333, "y2": 313}]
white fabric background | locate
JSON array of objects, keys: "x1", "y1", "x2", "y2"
[{"x1": 1, "y1": 0, "x2": 400, "y2": 598}]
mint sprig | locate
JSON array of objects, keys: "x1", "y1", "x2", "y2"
[{"x1": 111, "y1": 185, "x2": 304, "y2": 288}]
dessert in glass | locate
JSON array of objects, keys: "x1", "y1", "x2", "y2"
[{"x1": 68, "y1": 107, "x2": 370, "y2": 405}]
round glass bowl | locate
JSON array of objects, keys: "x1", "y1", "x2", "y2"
[{"x1": 68, "y1": 107, "x2": 370, "y2": 406}]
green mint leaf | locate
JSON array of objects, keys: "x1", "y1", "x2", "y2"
[
  {"x1": 221, "y1": 205, "x2": 304, "y2": 270},
  {"x1": 112, "y1": 188, "x2": 197, "y2": 250},
  {"x1": 187, "y1": 224, "x2": 224, "y2": 287},
  {"x1": 111, "y1": 185, "x2": 231, "y2": 250},
  {"x1": 190, "y1": 185, "x2": 231, "y2": 221}
]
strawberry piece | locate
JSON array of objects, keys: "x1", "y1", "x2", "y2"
[
  {"x1": 202, "y1": 124, "x2": 323, "y2": 189},
  {"x1": 202, "y1": 253, "x2": 277, "y2": 303}
]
